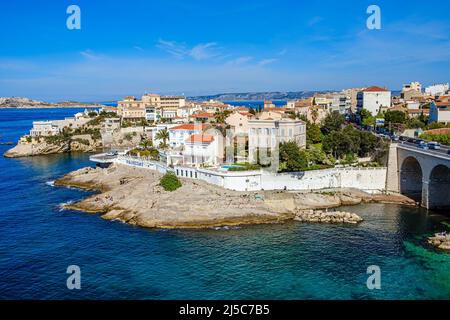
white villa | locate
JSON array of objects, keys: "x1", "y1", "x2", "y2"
[
  {"x1": 168, "y1": 123, "x2": 209, "y2": 148},
  {"x1": 182, "y1": 133, "x2": 223, "y2": 166},
  {"x1": 248, "y1": 118, "x2": 306, "y2": 163}
]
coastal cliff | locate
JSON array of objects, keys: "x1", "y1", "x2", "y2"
[
  {"x1": 4, "y1": 135, "x2": 102, "y2": 158},
  {"x1": 54, "y1": 164, "x2": 416, "y2": 229}
]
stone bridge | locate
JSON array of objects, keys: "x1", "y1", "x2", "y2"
[{"x1": 394, "y1": 142, "x2": 450, "y2": 210}]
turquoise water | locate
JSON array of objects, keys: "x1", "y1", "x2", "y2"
[
  {"x1": 0, "y1": 108, "x2": 449, "y2": 300},
  {"x1": 222, "y1": 165, "x2": 244, "y2": 170}
]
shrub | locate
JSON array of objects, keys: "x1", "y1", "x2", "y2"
[
  {"x1": 228, "y1": 163, "x2": 261, "y2": 171},
  {"x1": 124, "y1": 133, "x2": 133, "y2": 141},
  {"x1": 420, "y1": 133, "x2": 450, "y2": 146},
  {"x1": 160, "y1": 172, "x2": 182, "y2": 192}
]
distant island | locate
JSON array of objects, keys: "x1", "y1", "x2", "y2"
[{"x1": 0, "y1": 97, "x2": 105, "y2": 109}]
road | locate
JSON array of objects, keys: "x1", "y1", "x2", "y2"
[{"x1": 397, "y1": 140, "x2": 450, "y2": 159}]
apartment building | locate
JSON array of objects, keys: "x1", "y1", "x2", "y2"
[
  {"x1": 118, "y1": 93, "x2": 186, "y2": 123},
  {"x1": 425, "y1": 84, "x2": 449, "y2": 97},
  {"x1": 357, "y1": 86, "x2": 392, "y2": 116}
]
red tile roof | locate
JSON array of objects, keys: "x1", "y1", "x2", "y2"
[
  {"x1": 363, "y1": 86, "x2": 389, "y2": 92},
  {"x1": 193, "y1": 112, "x2": 214, "y2": 118},
  {"x1": 185, "y1": 134, "x2": 214, "y2": 143},
  {"x1": 170, "y1": 124, "x2": 209, "y2": 131}
]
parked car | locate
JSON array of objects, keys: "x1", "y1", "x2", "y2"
[
  {"x1": 428, "y1": 142, "x2": 441, "y2": 150},
  {"x1": 417, "y1": 141, "x2": 429, "y2": 150}
]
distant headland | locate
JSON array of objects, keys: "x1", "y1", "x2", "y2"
[{"x1": 0, "y1": 97, "x2": 105, "y2": 109}]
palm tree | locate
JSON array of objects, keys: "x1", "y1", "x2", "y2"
[
  {"x1": 155, "y1": 128, "x2": 170, "y2": 149},
  {"x1": 139, "y1": 138, "x2": 153, "y2": 150}
]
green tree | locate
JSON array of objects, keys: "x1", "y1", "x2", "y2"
[
  {"x1": 279, "y1": 142, "x2": 308, "y2": 172},
  {"x1": 384, "y1": 110, "x2": 406, "y2": 125},
  {"x1": 306, "y1": 123, "x2": 323, "y2": 145},
  {"x1": 214, "y1": 110, "x2": 232, "y2": 124},
  {"x1": 321, "y1": 111, "x2": 345, "y2": 134},
  {"x1": 322, "y1": 130, "x2": 354, "y2": 159}
]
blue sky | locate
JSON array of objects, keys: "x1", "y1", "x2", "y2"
[{"x1": 1, "y1": 0, "x2": 450, "y2": 101}]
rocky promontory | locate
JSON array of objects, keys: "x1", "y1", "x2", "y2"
[
  {"x1": 3, "y1": 135, "x2": 102, "y2": 158},
  {"x1": 54, "y1": 164, "x2": 415, "y2": 230}
]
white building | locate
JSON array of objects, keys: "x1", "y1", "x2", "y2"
[
  {"x1": 30, "y1": 121, "x2": 60, "y2": 137},
  {"x1": 248, "y1": 119, "x2": 306, "y2": 163},
  {"x1": 357, "y1": 86, "x2": 392, "y2": 116},
  {"x1": 168, "y1": 123, "x2": 209, "y2": 148},
  {"x1": 425, "y1": 84, "x2": 449, "y2": 97},
  {"x1": 330, "y1": 94, "x2": 351, "y2": 114},
  {"x1": 182, "y1": 134, "x2": 223, "y2": 166},
  {"x1": 429, "y1": 100, "x2": 450, "y2": 124},
  {"x1": 402, "y1": 81, "x2": 422, "y2": 93}
]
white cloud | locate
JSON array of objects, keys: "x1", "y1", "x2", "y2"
[
  {"x1": 189, "y1": 42, "x2": 219, "y2": 60},
  {"x1": 226, "y1": 56, "x2": 253, "y2": 66},
  {"x1": 80, "y1": 50, "x2": 102, "y2": 60},
  {"x1": 258, "y1": 58, "x2": 278, "y2": 66},
  {"x1": 157, "y1": 39, "x2": 221, "y2": 61}
]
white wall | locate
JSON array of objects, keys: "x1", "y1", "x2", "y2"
[{"x1": 113, "y1": 156, "x2": 386, "y2": 193}]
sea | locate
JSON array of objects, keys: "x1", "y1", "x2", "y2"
[{"x1": 0, "y1": 108, "x2": 449, "y2": 299}]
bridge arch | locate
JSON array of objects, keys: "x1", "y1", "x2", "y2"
[
  {"x1": 400, "y1": 156, "x2": 423, "y2": 202},
  {"x1": 428, "y1": 164, "x2": 450, "y2": 210}
]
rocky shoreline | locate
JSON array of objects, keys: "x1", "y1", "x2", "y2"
[
  {"x1": 427, "y1": 232, "x2": 450, "y2": 251},
  {"x1": 54, "y1": 164, "x2": 416, "y2": 230}
]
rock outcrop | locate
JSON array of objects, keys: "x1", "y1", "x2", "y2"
[
  {"x1": 54, "y1": 164, "x2": 415, "y2": 230},
  {"x1": 294, "y1": 210, "x2": 363, "y2": 224},
  {"x1": 427, "y1": 232, "x2": 450, "y2": 251},
  {"x1": 4, "y1": 136, "x2": 102, "y2": 158}
]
